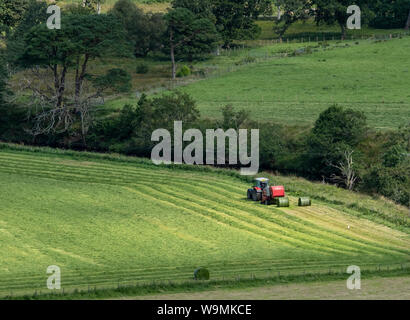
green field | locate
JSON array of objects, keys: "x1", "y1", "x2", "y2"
[
  {"x1": 59, "y1": 0, "x2": 170, "y2": 12},
  {"x1": 173, "y1": 36, "x2": 410, "y2": 129},
  {"x1": 0, "y1": 144, "x2": 409, "y2": 297}
]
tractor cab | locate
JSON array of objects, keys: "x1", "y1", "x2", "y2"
[{"x1": 254, "y1": 178, "x2": 269, "y2": 189}]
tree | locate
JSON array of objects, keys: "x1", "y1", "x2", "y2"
[
  {"x1": 110, "y1": 0, "x2": 166, "y2": 57},
  {"x1": 165, "y1": 8, "x2": 219, "y2": 79},
  {"x1": 305, "y1": 105, "x2": 367, "y2": 181},
  {"x1": 0, "y1": 0, "x2": 30, "y2": 30},
  {"x1": 5, "y1": 0, "x2": 48, "y2": 66},
  {"x1": 330, "y1": 149, "x2": 358, "y2": 190},
  {"x1": 17, "y1": 13, "x2": 131, "y2": 144},
  {"x1": 368, "y1": 0, "x2": 410, "y2": 29},
  {"x1": 273, "y1": 0, "x2": 311, "y2": 40},
  {"x1": 81, "y1": 0, "x2": 106, "y2": 14},
  {"x1": 172, "y1": 0, "x2": 215, "y2": 20},
  {"x1": 405, "y1": 9, "x2": 410, "y2": 29},
  {"x1": 211, "y1": 0, "x2": 273, "y2": 46},
  {"x1": 220, "y1": 105, "x2": 250, "y2": 130},
  {"x1": 88, "y1": 92, "x2": 200, "y2": 156},
  {"x1": 311, "y1": 0, "x2": 370, "y2": 39},
  {"x1": 0, "y1": 56, "x2": 26, "y2": 141}
]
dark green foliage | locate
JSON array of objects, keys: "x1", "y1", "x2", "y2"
[
  {"x1": 5, "y1": 0, "x2": 48, "y2": 64},
  {"x1": 110, "y1": 0, "x2": 166, "y2": 57},
  {"x1": 220, "y1": 105, "x2": 250, "y2": 130},
  {"x1": 165, "y1": 7, "x2": 220, "y2": 61},
  {"x1": 88, "y1": 92, "x2": 200, "y2": 156},
  {"x1": 0, "y1": 58, "x2": 26, "y2": 141},
  {"x1": 305, "y1": 105, "x2": 367, "y2": 178},
  {"x1": 273, "y1": 0, "x2": 311, "y2": 39},
  {"x1": 19, "y1": 14, "x2": 129, "y2": 69},
  {"x1": 176, "y1": 65, "x2": 191, "y2": 77},
  {"x1": 194, "y1": 267, "x2": 210, "y2": 280},
  {"x1": 311, "y1": 0, "x2": 372, "y2": 38},
  {"x1": 136, "y1": 63, "x2": 149, "y2": 74},
  {"x1": 360, "y1": 124, "x2": 410, "y2": 206},
  {"x1": 361, "y1": 164, "x2": 409, "y2": 206},
  {"x1": 92, "y1": 68, "x2": 132, "y2": 93},
  {"x1": 211, "y1": 0, "x2": 272, "y2": 46},
  {"x1": 369, "y1": 0, "x2": 410, "y2": 29},
  {"x1": 0, "y1": 0, "x2": 30, "y2": 29},
  {"x1": 383, "y1": 145, "x2": 407, "y2": 168},
  {"x1": 172, "y1": 0, "x2": 215, "y2": 21}
]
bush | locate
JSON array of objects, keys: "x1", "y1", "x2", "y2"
[
  {"x1": 194, "y1": 267, "x2": 210, "y2": 280},
  {"x1": 136, "y1": 63, "x2": 149, "y2": 74},
  {"x1": 235, "y1": 56, "x2": 256, "y2": 65},
  {"x1": 176, "y1": 65, "x2": 191, "y2": 78}
]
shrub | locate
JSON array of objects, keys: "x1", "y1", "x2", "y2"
[
  {"x1": 194, "y1": 267, "x2": 210, "y2": 280},
  {"x1": 176, "y1": 65, "x2": 191, "y2": 78},
  {"x1": 235, "y1": 56, "x2": 256, "y2": 65},
  {"x1": 136, "y1": 63, "x2": 149, "y2": 74}
]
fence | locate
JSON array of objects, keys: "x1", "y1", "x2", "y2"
[{"x1": 134, "y1": 31, "x2": 410, "y2": 96}]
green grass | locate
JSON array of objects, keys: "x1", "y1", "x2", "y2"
[
  {"x1": 58, "y1": 0, "x2": 170, "y2": 12},
  {"x1": 100, "y1": 36, "x2": 410, "y2": 130},
  {"x1": 169, "y1": 36, "x2": 410, "y2": 129},
  {"x1": 0, "y1": 143, "x2": 409, "y2": 298},
  {"x1": 257, "y1": 19, "x2": 404, "y2": 40}
]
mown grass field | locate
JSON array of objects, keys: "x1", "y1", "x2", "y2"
[{"x1": 0, "y1": 143, "x2": 409, "y2": 297}]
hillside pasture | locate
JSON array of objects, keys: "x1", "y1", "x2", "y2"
[
  {"x1": 0, "y1": 144, "x2": 409, "y2": 297},
  {"x1": 176, "y1": 36, "x2": 410, "y2": 129}
]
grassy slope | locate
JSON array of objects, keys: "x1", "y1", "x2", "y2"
[
  {"x1": 174, "y1": 37, "x2": 410, "y2": 129},
  {"x1": 125, "y1": 276, "x2": 410, "y2": 300},
  {"x1": 101, "y1": 37, "x2": 410, "y2": 129},
  {"x1": 0, "y1": 143, "x2": 409, "y2": 297},
  {"x1": 257, "y1": 19, "x2": 405, "y2": 40}
]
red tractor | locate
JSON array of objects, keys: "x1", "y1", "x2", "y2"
[{"x1": 247, "y1": 178, "x2": 290, "y2": 207}]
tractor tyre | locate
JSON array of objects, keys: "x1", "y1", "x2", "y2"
[
  {"x1": 251, "y1": 191, "x2": 258, "y2": 201},
  {"x1": 247, "y1": 190, "x2": 252, "y2": 200}
]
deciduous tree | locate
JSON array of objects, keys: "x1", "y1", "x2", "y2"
[
  {"x1": 211, "y1": 0, "x2": 273, "y2": 46},
  {"x1": 17, "y1": 13, "x2": 131, "y2": 144},
  {"x1": 165, "y1": 8, "x2": 218, "y2": 79}
]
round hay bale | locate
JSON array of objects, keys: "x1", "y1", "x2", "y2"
[
  {"x1": 298, "y1": 197, "x2": 312, "y2": 206},
  {"x1": 277, "y1": 197, "x2": 289, "y2": 207},
  {"x1": 194, "y1": 267, "x2": 210, "y2": 280}
]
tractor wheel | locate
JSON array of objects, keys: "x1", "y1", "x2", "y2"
[
  {"x1": 251, "y1": 191, "x2": 258, "y2": 201},
  {"x1": 247, "y1": 190, "x2": 252, "y2": 200}
]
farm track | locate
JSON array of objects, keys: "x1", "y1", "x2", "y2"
[{"x1": 0, "y1": 150, "x2": 409, "y2": 296}]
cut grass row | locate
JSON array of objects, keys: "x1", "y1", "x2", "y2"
[
  {"x1": 0, "y1": 145, "x2": 409, "y2": 297},
  {"x1": 0, "y1": 143, "x2": 408, "y2": 226},
  {"x1": 5, "y1": 267, "x2": 410, "y2": 300}
]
